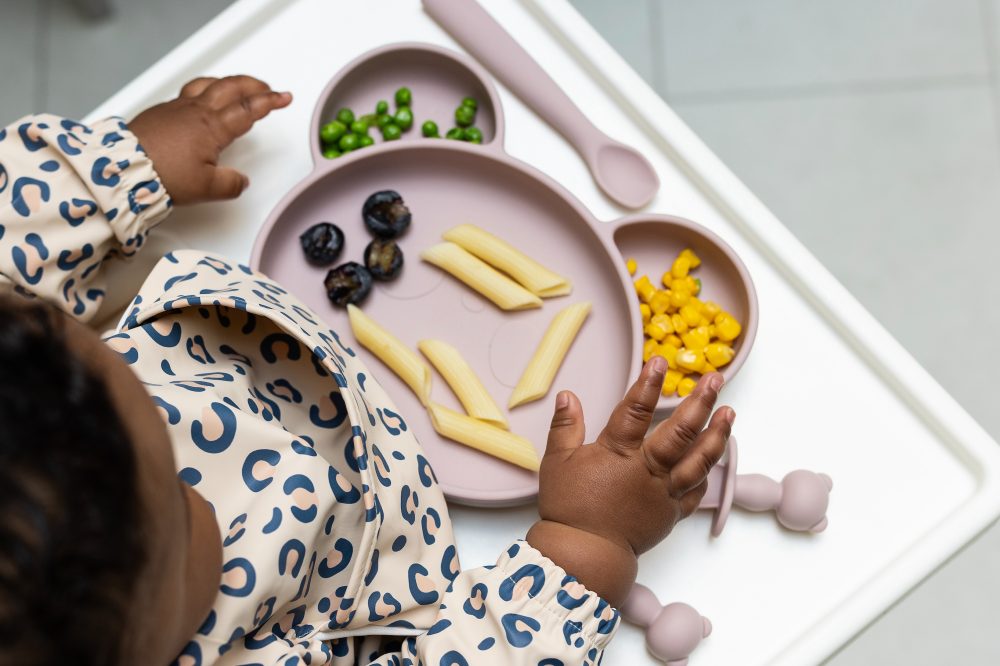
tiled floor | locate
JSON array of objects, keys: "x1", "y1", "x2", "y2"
[{"x1": 3, "y1": 0, "x2": 1000, "y2": 663}]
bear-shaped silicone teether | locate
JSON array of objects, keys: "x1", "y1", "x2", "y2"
[{"x1": 621, "y1": 583, "x2": 712, "y2": 666}]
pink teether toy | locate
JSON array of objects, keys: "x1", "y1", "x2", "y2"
[
  {"x1": 699, "y1": 437, "x2": 833, "y2": 536},
  {"x1": 622, "y1": 583, "x2": 712, "y2": 665}
]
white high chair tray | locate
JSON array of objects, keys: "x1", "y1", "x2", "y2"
[{"x1": 86, "y1": 0, "x2": 1000, "y2": 664}]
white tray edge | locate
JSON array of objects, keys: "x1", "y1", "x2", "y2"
[{"x1": 521, "y1": 1, "x2": 1000, "y2": 663}]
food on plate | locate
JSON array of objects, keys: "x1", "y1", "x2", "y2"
[
  {"x1": 455, "y1": 105, "x2": 475, "y2": 128},
  {"x1": 381, "y1": 123, "x2": 402, "y2": 141},
  {"x1": 324, "y1": 262, "x2": 373, "y2": 307},
  {"x1": 508, "y1": 302, "x2": 592, "y2": 409},
  {"x1": 420, "y1": 242, "x2": 542, "y2": 311},
  {"x1": 376, "y1": 99, "x2": 389, "y2": 115},
  {"x1": 394, "y1": 86, "x2": 412, "y2": 107},
  {"x1": 426, "y1": 403, "x2": 539, "y2": 472},
  {"x1": 444, "y1": 96, "x2": 483, "y2": 144},
  {"x1": 626, "y1": 257, "x2": 637, "y2": 276},
  {"x1": 418, "y1": 339, "x2": 508, "y2": 430},
  {"x1": 320, "y1": 120, "x2": 346, "y2": 145},
  {"x1": 631, "y1": 248, "x2": 742, "y2": 397},
  {"x1": 336, "y1": 108, "x2": 355, "y2": 125},
  {"x1": 394, "y1": 107, "x2": 414, "y2": 131},
  {"x1": 464, "y1": 127, "x2": 483, "y2": 144},
  {"x1": 422, "y1": 120, "x2": 440, "y2": 138},
  {"x1": 364, "y1": 238, "x2": 404, "y2": 281},
  {"x1": 299, "y1": 222, "x2": 345, "y2": 264},
  {"x1": 347, "y1": 305, "x2": 431, "y2": 405},
  {"x1": 442, "y1": 224, "x2": 571, "y2": 298},
  {"x1": 362, "y1": 190, "x2": 412, "y2": 238}
]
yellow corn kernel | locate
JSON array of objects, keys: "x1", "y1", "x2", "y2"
[
  {"x1": 705, "y1": 342, "x2": 735, "y2": 367},
  {"x1": 670, "y1": 313, "x2": 689, "y2": 335},
  {"x1": 682, "y1": 326, "x2": 711, "y2": 352},
  {"x1": 679, "y1": 248, "x2": 701, "y2": 268},
  {"x1": 640, "y1": 303, "x2": 651, "y2": 324},
  {"x1": 700, "y1": 300, "x2": 722, "y2": 320},
  {"x1": 643, "y1": 338, "x2": 659, "y2": 362},
  {"x1": 650, "y1": 312, "x2": 672, "y2": 328},
  {"x1": 657, "y1": 343, "x2": 679, "y2": 366},
  {"x1": 690, "y1": 277, "x2": 702, "y2": 295},
  {"x1": 671, "y1": 256, "x2": 691, "y2": 279},
  {"x1": 645, "y1": 319, "x2": 672, "y2": 341},
  {"x1": 626, "y1": 258, "x2": 637, "y2": 276},
  {"x1": 675, "y1": 348, "x2": 706, "y2": 373},
  {"x1": 677, "y1": 377, "x2": 698, "y2": 397},
  {"x1": 714, "y1": 313, "x2": 742, "y2": 342},
  {"x1": 680, "y1": 304, "x2": 702, "y2": 327},
  {"x1": 669, "y1": 289, "x2": 690, "y2": 309},
  {"x1": 660, "y1": 271, "x2": 673, "y2": 288},
  {"x1": 699, "y1": 316, "x2": 710, "y2": 327},
  {"x1": 662, "y1": 369, "x2": 683, "y2": 395},
  {"x1": 649, "y1": 290, "x2": 672, "y2": 315},
  {"x1": 703, "y1": 363, "x2": 717, "y2": 373},
  {"x1": 634, "y1": 275, "x2": 656, "y2": 303},
  {"x1": 665, "y1": 334, "x2": 683, "y2": 348},
  {"x1": 707, "y1": 324, "x2": 716, "y2": 339}
]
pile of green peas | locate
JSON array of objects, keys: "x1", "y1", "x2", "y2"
[
  {"x1": 319, "y1": 89, "x2": 485, "y2": 158},
  {"x1": 320, "y1": 87, "x2": 416, "y2": 159},
  {"x1": 421, "y1": 97, "x2": 483, "y2": 144}
]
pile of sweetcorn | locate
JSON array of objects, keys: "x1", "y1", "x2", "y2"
[{"x1": 629, "y1": 248, "x2": 742, "y2": 397}]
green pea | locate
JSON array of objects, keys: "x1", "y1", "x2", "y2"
[
  {"x1": 382, "y1": 123, "x2": 403, "y2": 141},
  {"x1": 394, "y1": 107, "x2": 414, "y2": 131},
  {"x1": 454, "y1": 105, "x2": 475, "y2": 128},
  {"x1": 320, "y1": 121, "x2": 347, "y2": 145},
  {"x1": 395, "y1": 87, "x2": 412, "y2": 107},
  {"x1": 336, "y1": 108, "x2": 355, "y2": 125},
  {"x1": 445, "y1": 127, "x2": 465, "y2": 140},
  {"x1": 322, "y1": 147, "x2": 341, "y2": 159},
  {"x1": 375, "y1": 113, "x2": 393, "y2": 128},
  {"x1": 338, "y1": 133, "x2": 360, "y2": 152},
  {"x1": 421, "y1": 120, "x2": 439, "y2": 138},
  {"x1": 464, "y1": 126, "x2": 483, "y2": 144},
  {"x1": 376, "y1": 99, "x2": 389, "y2": 115},
  {"x1": 359, "y1": 135, "x2": 375, "y2": 147},
  {"x1": 461, "y1": 96, "x2": 478, "y2": 111},
  {"x1": 350, "y1": 120, "x2": 369, "y2": 135}
]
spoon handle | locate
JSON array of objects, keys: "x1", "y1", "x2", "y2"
[{"x1": 422, "y1": 0, "x2": 603, "y2": 157}]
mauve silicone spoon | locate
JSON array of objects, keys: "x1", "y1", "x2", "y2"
[{"x1": 422, "y1": 0, "x2": 660, "y2": 209}]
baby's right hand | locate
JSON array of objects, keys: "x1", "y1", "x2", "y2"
[{"x1": 526, "y1": 357, "x2": 733, "y2": 606}]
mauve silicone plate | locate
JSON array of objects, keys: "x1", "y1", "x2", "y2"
[{"x1": 252, "y1": 43, "x2": 757, "y2": 506}]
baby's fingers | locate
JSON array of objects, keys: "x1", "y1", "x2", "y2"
[
  {"x1": 645, "y1": 373, "x2": 723, "y2": 471},
  {"x1": 668, "y1": 406, "x2": 734, "y2": 497},
  {"x1": 219, "y1": 90, "x2": 293, "y2": 140},
  {"x1": 598, "y1": 357, "x2": 667, "y2": 452}
]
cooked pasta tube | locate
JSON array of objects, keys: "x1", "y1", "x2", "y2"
[
  {"x1": 347, "y1": 305, "x2": 431, "y2": 406},
  {"x1": 421, "y1": 242, "x2": 542, "y2": 311},
  {"x1": 508, "y1": 302, "x2": 592, "y2": 409},
  {"x1": 427, "y1": 402, "x2": 540, "y2": 472},
  {"x1": 418, "y1": 339, "x2": 509, "y2": 430},
  {"x1": 443, "y1": 224, "x2": 572, "y2": 297}
]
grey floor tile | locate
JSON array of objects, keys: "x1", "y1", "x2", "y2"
[
  {"x1": 671, "y1": 86, "x2": 1000, "y2": 441},
  {"x1": 44, "y1": 0, "x2": 237, "y2": 119},
  {"x1": 656, "y1": 0, "x2": 990, "y2": 98},
  {"x1": 0, "y1": 0, "x2": 41, "y2": 123},
  {"x1": 567, "y1": 0, "x2": 657, "y2": 83}
]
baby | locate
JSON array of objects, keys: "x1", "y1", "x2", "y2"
[{"x1": 0, "y1": 75, "x2": 733, "y2": 665}]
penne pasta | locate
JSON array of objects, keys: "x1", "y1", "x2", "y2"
[
  {"x1": 427, "y1": 402, "x2": 540, "y2": 472},
  {"x1": 420, "y1": 242, "x2": 542, "y2": 311},
  {"x1": 508, "y1": 301, "x2": 592, "y2": 409},
  {"x1": 443, "y1": 224, "x2": 572, "y2": 297},
  {"x1": 347, "y1": 305, "x2": 431, "y2": 406},
  {"x1": 418, "y1": 339, "x2": 509, "y2": 430}
]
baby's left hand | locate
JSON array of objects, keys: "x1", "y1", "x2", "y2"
[{"x1": 129, "y1": 75, "x2": 292, "y2": 205}]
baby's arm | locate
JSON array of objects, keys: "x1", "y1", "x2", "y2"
[
  {"x1": 345, "y1": 360, "x2": 731, "y2": 665},
  {"x1": 0, "y1": 76, "x2": 289, "y2": 321}
]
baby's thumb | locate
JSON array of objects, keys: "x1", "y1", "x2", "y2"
[{"x1": 546, "y1": 390, "x2": 585, "y2": 455}]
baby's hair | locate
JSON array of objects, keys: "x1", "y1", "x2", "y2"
[{"x1": 0, "y1": 294, "x2": 146, "y2": 665}]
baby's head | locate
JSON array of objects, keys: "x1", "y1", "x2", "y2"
[{"x1": 0, "y1": 295, "x2": 221, "y2": 664}]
